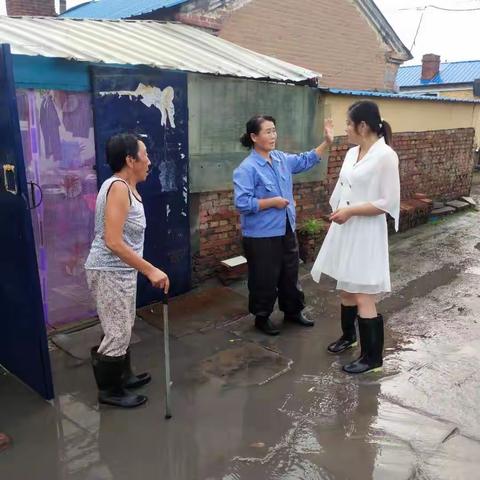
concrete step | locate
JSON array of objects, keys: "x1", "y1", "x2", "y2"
[
  {"x1": 461, "y1": 196, "x2": 477, "y2": 207},
  {"x1": 446, "y1": 200, "x2": 471, "y2": 211},
  {"x1": 431, "y1": 206, "x2": 456, "y2": 216}
]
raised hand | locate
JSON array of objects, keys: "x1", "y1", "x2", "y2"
[{"x1": 324, "y1": 118, "x2": 334, "y2": 145}]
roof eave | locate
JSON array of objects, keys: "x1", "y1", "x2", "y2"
[
  {"x1": 320, "y1": 87, "x2": 480, "y2": 104},
  {"x1": 400, "y1": 82, "x2": 474, "y2": 89},
  {"x1": 0, "y1": 17, "x2": 322, "y2": 84},
  {"x1": 356, "y1": 0, "x2": 412, "y2": 62}
]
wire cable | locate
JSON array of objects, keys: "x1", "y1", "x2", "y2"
[
  {"x1": 400, "y1": 4, "x2": 480, "y2": 12},
  {"x1": 410, "y1": 8, "x2": 426, "y2": 51}
]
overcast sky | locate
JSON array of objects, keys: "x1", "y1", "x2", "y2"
[
  {"x1": 1, "y1": 0, "x2": 479, "y2": 65},
  {"x1": 375, "y1": 0, "x2": 480, "y2": 64}
]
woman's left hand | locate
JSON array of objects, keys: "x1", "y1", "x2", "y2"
[{"x1": 330, "y1": 207, "x2": 353, "y2": 224}]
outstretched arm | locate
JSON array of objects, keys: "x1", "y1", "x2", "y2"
[{"x1": 287, "y1": 118, "x2": 334, "y2": 173}]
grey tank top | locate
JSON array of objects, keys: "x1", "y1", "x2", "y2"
[{"x1": 85, "y1": 177, "x2": 146, "y2": 271}]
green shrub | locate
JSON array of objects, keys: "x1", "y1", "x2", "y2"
[{"x1": 298, "y1": 218, "x2": 327, "y2": 235}]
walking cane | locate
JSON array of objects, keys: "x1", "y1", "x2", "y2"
[{"x1": 163, "y1": 292, "x2": 172, "y2": 419}]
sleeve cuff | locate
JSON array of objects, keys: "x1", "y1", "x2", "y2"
[{"x1": 312, "y1": 149, "x2": 321, "y2": 162}]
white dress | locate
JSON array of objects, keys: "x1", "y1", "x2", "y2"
[{"x1": 311, "y1": 137, "x2": 400, "y2": 293}]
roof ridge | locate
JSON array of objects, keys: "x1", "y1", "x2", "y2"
[
  {"x1": 401, "y1": 59, "x2": 480, "y2": 69},
  {"x1": 325, "y1": 87, "x2": 480, "y2": 104},
  {"x1": 61, "y1": 0, "x2": 190, "y2": 19}
]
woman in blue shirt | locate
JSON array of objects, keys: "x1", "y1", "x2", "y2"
[{"x1": 234, "y1": 115, "x2": 333, "y2": 335}]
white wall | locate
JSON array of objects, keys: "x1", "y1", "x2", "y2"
[{"x1": 67, "y1": 0, "x2": 85, "y2": 8}]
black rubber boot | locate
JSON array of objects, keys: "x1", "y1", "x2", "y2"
[
  {"x1": 123, "y1": 348, "x2": 151, "y2": 389},
  {"x1": 284, "y1": 312, "x2": 314, "y2": 327},
  {"x1": 254, "y1": 316, "x2": 280, "y2": 336},
  {"x1": 327, "y1": 305, "x2": 358, "y2": 354},
  {"x1": 342, "y1": 315, "x2": 384, "y2": 374},
  {"x1": 91, "y1": 347, "x2": 148, "y2": 408}
]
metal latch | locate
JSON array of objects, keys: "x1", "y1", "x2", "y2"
[{"x1": 2, "y1": 164, "x2": 17, "y2": 195}]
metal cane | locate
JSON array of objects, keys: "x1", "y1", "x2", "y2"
[{"x1": 163, "y1": 293, "x2": 172, "y2": 419}]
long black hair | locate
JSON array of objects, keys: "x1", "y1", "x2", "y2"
[
  {"x1": 348, "y1": 101, "x2": 392, "y2": 146},
  {"x1": 240, "y1": 115, "x2": 276, "y2": 149}
]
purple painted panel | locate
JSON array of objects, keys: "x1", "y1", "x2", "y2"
[{"x1": 16, "y1": 89, "x2": 97, "y2": 328}]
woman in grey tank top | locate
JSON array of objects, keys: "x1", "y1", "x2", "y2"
[{"x1": 85, "y1": 133, "x2": 169, "y2": 409}]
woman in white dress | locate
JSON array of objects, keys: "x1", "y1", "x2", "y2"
[{"x1": 311, "y1": 101, "x2": 400, "y2": 374}]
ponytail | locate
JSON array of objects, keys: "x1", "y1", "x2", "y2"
[
  {"x1": 380, "y1": 119, "x2": 393, "y2": 146},
  {"x1": 240, "y1": 132, "x2": 254, "y2": 148}
]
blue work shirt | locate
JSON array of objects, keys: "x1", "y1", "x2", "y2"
[{"x1": 233, "y1": 149, "x2": 321, "y2": 238}]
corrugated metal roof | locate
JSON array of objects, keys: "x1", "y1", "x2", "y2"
[
  {"x1": 324, "y1": 88, "x2": 480, "y2": 104},
  {"x1": 61, "y1": 0, "x2": 412, "y2": 62},
  {"x1": 62, "y1": 0, "x2": 188, "y2": 20},
  {"x1": 397, "y1": 60, "x2": 480, "y2": 88},
  {"x1": 0, "y1": 17, "x2": 321, "y2": 84}
]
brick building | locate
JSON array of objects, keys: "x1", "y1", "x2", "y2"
[
  {"x1": 5, "y1": 0, "x2": 66, "y2": 16},
  {"x1": 398, "y1": 54, "x2": 480, "y2": 100},
  {"x1": 62, "y1": 0, "x2": 412, "y2": 91}
]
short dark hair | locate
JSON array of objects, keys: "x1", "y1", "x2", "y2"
[
  {"x1": 348, "y1": 101, "x2": 393, "y2": 146},
  {"x1": 240, "y1": 115, "x2": 276, "y2": 149},
  {"x1": 105, "y1": 133, "x2": 141, "y2": 173}
]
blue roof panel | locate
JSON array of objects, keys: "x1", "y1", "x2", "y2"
[
  {"x1": 324, "y1": 88, "x2": 480, "y2": 104},
  {"x1": 397, "y1": 60, "x2": 480, "y2": 87},
  {"x1": 62, "y1": 0, "x2": 189, "y2": 19}
]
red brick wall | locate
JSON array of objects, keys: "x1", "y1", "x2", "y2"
[
  {"x1": 193, "y1": 128, "x2": 475, "y2": 282},
  {"x1": 394, "y1": 129, "x2": 474, "y2": 201},
  {"x1": 6, "y1": 0, "x2": 56, "y2": 16},
  {"x1": 193, "y1": 191, "x2": 243, "y2": 281}
]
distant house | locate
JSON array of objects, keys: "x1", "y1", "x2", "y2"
[
  {"x1": 397, "y1": 54, "x2": 480, "y2": 100},
  {"x1": 62, "y1": 0, "x2": 412, "y2": 91},
  {"x1": 4, "y1": 0, "x2": 65, "y2": 15}
]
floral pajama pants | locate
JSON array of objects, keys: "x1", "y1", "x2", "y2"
[{"x1": 86, "y1": 269, "x2": 137, "y2": 357}]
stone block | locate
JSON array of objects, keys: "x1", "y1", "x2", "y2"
[
  {"x1": 461, "y1": 196, "x2": 477, "y2": 207},
  {"x1": 445, "y1": 200, "x2": 470, "y2": 211},
  {"x1": 431, "y1": 206, "x2": 456, "y2": 216}
]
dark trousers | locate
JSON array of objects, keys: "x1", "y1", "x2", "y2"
[{"x1": 242, "y1": 225, "x2": 305, "y2": 318}]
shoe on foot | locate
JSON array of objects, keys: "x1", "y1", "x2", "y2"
[
  {"x1": 342, "y1": 315, "x2": 383, "y2": 375},
  {"x1": 327, "y1": 305, "x2": 357, "y2": 354},
  {"x1": 255, "y1": 316, "x2": 280, "y2": 335},
  {"x1": 328, "y1": 337, "x2": 358, "y2": 354},
  {"x1": 91, "y1": 348, "x2": 148, "y2": 408},
  {"x1": 342, "y1": 357, "x2": 382, "y2": 374},
  {"x1": 284, "y1": 312, "x2": 314, "y2": 327},
  {"x1": 123, "y1": 348, "x2": 151, "y2": 389}
]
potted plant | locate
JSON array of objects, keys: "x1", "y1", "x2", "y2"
[{"x1": 297, "y1": 218, "x2": 329, "y2": 263}]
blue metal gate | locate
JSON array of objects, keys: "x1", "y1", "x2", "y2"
[
  {"x1": 90, "y1": 67, "x2": 191, "y2": 305},
  {"x1": 0, "y1": 44, "x2": 54, "y2": 400}
]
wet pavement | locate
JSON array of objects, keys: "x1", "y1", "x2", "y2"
[{"x1": 2, "y1": 189, "x2": 480, "y2": 479}]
